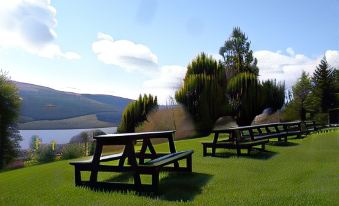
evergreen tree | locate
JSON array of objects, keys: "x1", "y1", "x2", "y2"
[
  {"x1": 175, "y1": 53, "x2": 229, "y2": 132},
  {"x1": 220, "y1": 27, "x2": 284, "y2": 125},
  {"x1": 312, "y1": 57, "x2": 336, "y2": 112},
  {"x1": 0, "y1": 72, "x2": 21, "y2": 169},
  {"x1": 292, "y1": 71, "x2": 313, "y2": 120},
  {"x1": 118, "y1": 94, "x2": 158, "y2": 133}
]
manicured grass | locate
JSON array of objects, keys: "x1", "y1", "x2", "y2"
[{"x1": 1, "y1": 130, "x2": 338, "y2": 205}]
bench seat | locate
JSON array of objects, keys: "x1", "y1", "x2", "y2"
[
  {"x1": 253, "y1": 132, "x2": 287, "y2": 142},
  {"x1": 142, "y1": 150, "x2": 193, "y2": 167},
  {"x1": 69, "y1": 152, "x2": 124, "y2": 165},
  {"x1": 202, "y1": 138, "x2": 268, "y2": 156}
]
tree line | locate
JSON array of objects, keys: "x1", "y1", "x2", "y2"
[
  {"x1": 175, "y1": 27, "x2": 285, "y2": 132},
  {"x1": 284, "y1": 57, "x2": 338, "y2": 122}
]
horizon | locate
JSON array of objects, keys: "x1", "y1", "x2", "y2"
[{"x1": 1, "y1": 0, "x2": 338, "y2": 104}]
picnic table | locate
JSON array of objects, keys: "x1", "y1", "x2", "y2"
[
  {"x1": 70, "y1": 130, "x2": 193, "y2": 192},
  {"x1": 202, "y1": 121, "x2": 303, "y2": 156}
]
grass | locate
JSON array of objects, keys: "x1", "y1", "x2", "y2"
[{"x1": 0, "y1": 130, "x2": 338, "y2": 205}]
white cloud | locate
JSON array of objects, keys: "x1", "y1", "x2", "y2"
[
  {"x1": 142, "y1": 65, "x2": 187, "y2": 104},
  {"x1": 92, "y1": 32, "x2": 158, "y2": 72},
  {"x1": 254, "y1": 49, "x2": 339, "y2": 89},
  {"x1": 0, "y1": 0, "x2": 80, "y2": 60}
]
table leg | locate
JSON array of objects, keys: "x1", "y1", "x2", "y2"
[
  {"x1": 139, "y1": 138, "x2": 157, "y2": 164},
  {"x1": 125, "y1": 143, "x2": 141, "y2": 188},
  {"x1": 90, "y1": 142, "x2": 103, "y2": 186},
  {"x1": 168, "y1": 135, "x2": 179, "y2": 168},
  {"x1": 212, "y1": 132, "x2": 219, "y2": 156}
]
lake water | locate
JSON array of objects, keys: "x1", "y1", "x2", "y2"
[{"x1": 19, "y1": 127, "x2": 117, "y2": 149}]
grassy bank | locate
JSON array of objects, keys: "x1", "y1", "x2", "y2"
[{"x1": 0, "y1": 130, "x2": 338, "y2": 205}]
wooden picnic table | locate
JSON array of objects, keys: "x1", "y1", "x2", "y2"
[
  {"x1": 70, "y1": 130, "x2": 193, "y2": 192},
  {"x1": 202, "y1": 121, "x2": 303, "y2": 156}
]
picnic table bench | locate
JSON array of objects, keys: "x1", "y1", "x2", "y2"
[
  {"x1": 202, "y1": 121, "x2": 303, "y2": 156},
  {"x1": 70, "y1": 130, "x2": 193, "y2": 192}
]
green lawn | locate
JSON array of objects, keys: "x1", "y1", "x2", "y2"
[{"x1": 0, "y1": 130, "x2": 338, "y2": 205}]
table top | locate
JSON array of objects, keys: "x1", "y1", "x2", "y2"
[
  {"x1": 213, "y1": 121, "x2": 302, "y2": 133},
  {"x1": 94, "y1": 130, "x2": 176, "y2": 141}
]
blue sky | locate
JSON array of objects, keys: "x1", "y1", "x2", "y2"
[{"x1": 0, "y1": 0, "x2": 338, "y2": 104}]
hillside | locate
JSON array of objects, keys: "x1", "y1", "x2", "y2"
[{"x1": 15, "y1": 81, "x2": 132, "y2": 128}]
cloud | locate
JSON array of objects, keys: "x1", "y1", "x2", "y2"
[
  {"x1": 0, "y1": 0, "x2": 80, "y2": 59},
  {"x1": 254, "y1": 48, "x2": 339, "y2": 89},
  {"x1": 142, "y1": 65, "x2": 187, "y2": 104},
  {"x1": 92, "y1": 32, "x2": 158, "y2": 72}
]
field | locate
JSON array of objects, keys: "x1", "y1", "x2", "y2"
[
  {"x1": 0, "y1": 130, "x2": 338, "y2": 205},
  {"x1": 18, "y1": 114, "x2": 115, "y2": 130}
]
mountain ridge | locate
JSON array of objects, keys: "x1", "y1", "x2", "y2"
[{"x1": 14, "y1": 81, "x2": 132, "y2": 129}]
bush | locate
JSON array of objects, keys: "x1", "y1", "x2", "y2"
[
  {"x1": 61, "y1": 144, "x2": 83, "y2": 160},
  {"x1": 36, "y1": 145, "x2": 56, "y2": 163},
  {"x1": 314, "y1": 113, "x2": 329, "y2": 125}
]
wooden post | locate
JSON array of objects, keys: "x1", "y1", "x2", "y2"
[{"x1": 89, "y1": 142, "x2": 103, "y2": 186}]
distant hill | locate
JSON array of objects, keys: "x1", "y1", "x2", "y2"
[{"x1": 14, "y1": 81, "x2": 132, "y2": 128}]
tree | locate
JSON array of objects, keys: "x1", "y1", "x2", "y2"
[
  {"x1": 220, "y1": 27, "x2": 284, "y2": 125},
  {"x1": 118, "y1": 94, "x2": 158, "y2": 133},
  {"x1": 292, "y1": 71, "x2": 313, "y2": 120},
  {"x1": 312, "y1": 57, "x2": 336, "y2": 112},
  {"x1": 30, "y1": 135, "x2": 41, "y2": 151},
  {"x1": 175, "y1": 53, "x2": 229, "y2": 132},
  {"x1": 0, "y1": 72, "x2": 21, "y2": 169}
]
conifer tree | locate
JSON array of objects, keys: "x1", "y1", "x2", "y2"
[
  {"x1": 118, "y1": 94, "x2": 158, "y2": 133},
  {"x1": 312, "y1": 57, "x2": 336, "y2": 112}
]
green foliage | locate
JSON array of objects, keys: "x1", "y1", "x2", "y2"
[
  {"x1": 258, "y1": 80, "x2": 285, "y2": 111},
  {"x1": 61, "y1": 144, "x2": 83, "y2": 160},
  {"x1": 312, "y1": 57, "x2": 336, "y2": 112},
  {"x1": 175, "y1": 53, "x2": 229, "y2": 132},
  {"x1": 36, "y1": 145, "x2": 56, "y2": 163},
  {"x1": 176, "y1": 28, "x2": 285, "y2": 128},
  {"x1": 219, "y1": 27, "x2": 258, "y2": 75},
  {"x1": 30, "y1": 135, "x2": 41, "y2": 151},
  {"x1": 0, "y1": 71, "x2": 21, "y2": 169},
  {"x1": 220, "y1": 27, "x2": 284, "y2": 125},
  {"x1": 290, "y1": 71, "x2": 314, "y2": 120},
  {"x1": 118, "y1": 94, "x2": 158, "y2": 133},
  {"x1": 313, "y1": 113, "x2": 329, "y2": 125}
]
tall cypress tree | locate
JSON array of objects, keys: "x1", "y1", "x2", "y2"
[{"x1": 312, "y1": 57, "x2": 336, "y2": 112}]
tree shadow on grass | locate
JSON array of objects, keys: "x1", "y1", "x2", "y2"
[{"x1": 85, "y1": 172, "x2": 212, "y2": 202}]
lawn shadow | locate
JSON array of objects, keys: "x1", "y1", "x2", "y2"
[
  {"x1": 158, "y1": 172, "x2": 212, "y2": 201},
  {"x1": 211, "y1": 149, "x2": 277, "y2": 160},
  {"x1": 268, "y1": 141, "x2": 299, "y2": 147},
  {"x1": 84, "y1": 172, "x2": 212, "y2": 202}
]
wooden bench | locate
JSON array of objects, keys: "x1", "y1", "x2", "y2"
[
  {"x1": 281, "y1": 121, "x2": 302, "y2": 138},
  {"x1": 70, "y1": 150, "x2": 193, "y2": 192},
  {"x1": 249, "y1": 123, "x2": 287, "y2": 142},
  {"x1": 303, "y1": 121, "x2": 317, "y2": 134},
  {"x1": 202, "y1": 121, "x2": 305, "y2": 157},
  {"x1": 202, "y1": 138, "x2": 268, "y2": 156},
  {"x1": 69, "y1": 131, "x2": 194, "y2": 193},
  {"x1": 70, "y1": 153, "x2": 125, "y2": 186}
]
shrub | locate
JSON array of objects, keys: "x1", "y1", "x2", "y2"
[
  {"x1": 314, "y1": 113, "x2": 329, "y2": 125},
  {"x1": 61, "y1": 144, "x2": 83, "y2": 160},
  {"x1": 36, "y1": 145, "x2": 56, "y2": 163}
]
